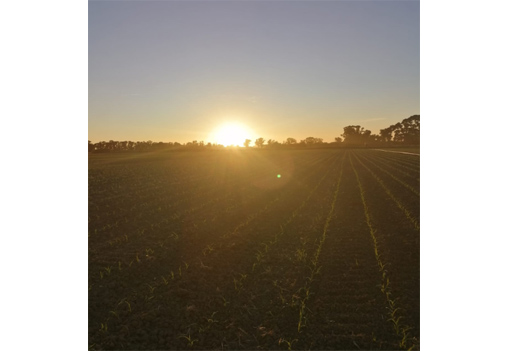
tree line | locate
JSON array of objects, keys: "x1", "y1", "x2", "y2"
[{"x1": 89, "y1": 115, "x2": 419, "y2": 152}]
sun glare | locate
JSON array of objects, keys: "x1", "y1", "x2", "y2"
[{"x1": 210, "y1": 122, "x2": 254, "y2": 147}]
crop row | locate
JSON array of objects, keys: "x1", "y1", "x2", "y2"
[
  {"x1": 88, "y1": 151, "x2": 342, "y2": 348},
  {"x1": 88, "y1": 151, "x2": 338, "y2": 277},
  {"x1": 88, "y1": 149, "x2": 420, "y2": 350}
]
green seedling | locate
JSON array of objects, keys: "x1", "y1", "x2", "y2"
[
  {"x1": 399, "y1": 326, "x2": 413, "y2": 349},
  {"x1": 388, "y1": 315, "x2": 402, "y2": 333},
  {"x1": 295, "y1": 249, "x2": 307, "y2": 262},
  {"x1": 206, "y1": 312, "x2": 218, "y2": 323},
  {"x1": 278, "y1": 338, "x2": 298, "y2": 350},
  {"x1": 233, "y1": 278, "x2": 241, "y2": 291},
  {"x1": 297, "y1": 302, "x2": 307, "y2": 332},
  {"x1": 179, "y1": 333, "x2": 198, "y2": 347},
  {"x1": 279, "y1": 293, "x2": 286, "y2": 305},
  {"x1": 202, "y1": 245, "x2": 214, "y2": 255},
  {"x1": 161, "y1": 276, "x2": 168, "y2": 285}
]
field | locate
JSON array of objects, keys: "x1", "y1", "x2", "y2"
[{"x1": 88, "y1": 148, "x2": 420, "y2": 350}]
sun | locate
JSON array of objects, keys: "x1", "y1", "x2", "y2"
[{"x1": 209, "y1": 122, "x2": 254, "y2": 147}]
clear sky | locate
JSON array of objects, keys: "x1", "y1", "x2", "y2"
[{"x1": 89, "y1": 0, "x2": 419, "y2": 144}]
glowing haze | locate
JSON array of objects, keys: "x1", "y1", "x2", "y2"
[{"x1": 89, "y1": 1, "x2": 419, "y2": 144}]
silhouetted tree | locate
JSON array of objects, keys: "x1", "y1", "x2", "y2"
[
  {"x1": 255, "y1": 138, "x2": 265, "y2": 148},
  {"x1": 379, "y1": 126, "x2": 394, "y2": 143},
  {"x1": 341, "y1": 126, "x2": 371, "y2": 145},
  {"x1": 334, "y1": 137, "x2": 343, "y2": 144},
  {"x1": 267, "y1": 139, "x2": 282, "y2": 148},
  {"x1": 392, "y1": 123, "x2": 404, "y2": 143},
  {"x1": 244, "y1": 139, "x2": 251, "y2": 148},
  {"x1": 400, "y1": 115, "x2": 420, "y2": 144},
  {"x1": 301, "y1": 137, "x2": 323, "y2": 145},
  {"x1": 286, "y1": 137, "x2": 297, "y2": 145}
]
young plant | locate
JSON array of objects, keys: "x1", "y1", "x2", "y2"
[
  {"x1": 179, "y1": 333, "x2": 198, "y2": 347},
  {"x1": 278, "y1": 338, "x2": 298, "y2": 350}
]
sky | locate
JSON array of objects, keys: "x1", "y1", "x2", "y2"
[{"x1": 89, "y1": 0, "x2": 420, "y2": 144}]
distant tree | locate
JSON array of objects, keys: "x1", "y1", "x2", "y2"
[
  {"x1": 341, "y1": 125, "x2": 371, "y2": 145},
  {"x1": 255, "y1": 138, "x2": 265, "y2": 148},
  {"x1": 377, "y1": 115, "x2": 419, "y2": 144},
  {"x1": 400, "y1": 115, "x2": 420, "y2": 144},
  {"x1": 243, "y1": 139, "x2": 251, "y2": 148},
  {"x1": 286, "y1": 137, "x2": 297, "y2": 145},
  {"x1": 302, "y1": 137, "x2": 323, "y2": 145},
  {"x1": 267, "y1": 139, "x2": 281, "y2": 148},
  {"x1": 96, "y1": 141, "x2": 107, "y2": 152},
  {"x1": 88, "y1": 140, "x2": 94, "y2": 152},
  {"x1": 393, "y1": 123, "x2": 404, "y2": 143},
  {"x1": 107, "y1": 140, "x2": 116, "y2": 151},
  {"x1": 334, "y1": 137, "x2": 343, "y2": 144},
  {"x1": 379, "y1": 126, "x2": 394, "y2": 142}
]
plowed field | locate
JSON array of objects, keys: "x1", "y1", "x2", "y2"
[{"x1": 89, "y1": 149, "x2": 420, "y2": 350}]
